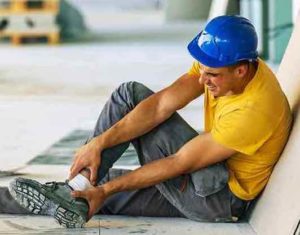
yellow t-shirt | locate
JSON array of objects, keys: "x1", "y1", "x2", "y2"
[{"x1": 188, "y1": 59, "x2": 292, "y2": 200}]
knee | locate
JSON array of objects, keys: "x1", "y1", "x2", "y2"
[
  {"x1": 117, "y1": 81, "x2": 146, "y2": 94},
  {"x1": 116, "y1": 81, "x2": 154, "y2": 104}
]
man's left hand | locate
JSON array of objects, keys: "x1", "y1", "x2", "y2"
[{"x1": 71, "y1": 186, "x2": 107, "y2": 220}]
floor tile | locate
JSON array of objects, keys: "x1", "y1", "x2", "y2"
[
  {"x1": 98, "y1": 215, "x2": 255, "y2": 235},
  {"x1": 0, "y1": 215, "x2": 100, "y2": 235}
]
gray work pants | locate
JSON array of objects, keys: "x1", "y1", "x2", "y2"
[
  {"x1": 0, "y1": 81, "x2": 248, "y2": 221},
  {"x1": 90, "y1": 81, "x2": 247, "y2": 221}
]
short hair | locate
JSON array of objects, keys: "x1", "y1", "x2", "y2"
[{"x1": 228, "y1": 60, "x2": 257, "y2": 71}]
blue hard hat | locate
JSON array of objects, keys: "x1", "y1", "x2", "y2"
[{"x1": 187, "y1": 15, "x2": 258, "y2": 68}]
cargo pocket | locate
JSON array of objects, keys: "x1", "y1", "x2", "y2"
[{"x1": 191, "y1": 162, "x2": 229, "y2": 197}]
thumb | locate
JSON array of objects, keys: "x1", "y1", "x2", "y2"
[{"x1": 89, "y1": 166, "x2": 98, "y2": 186}]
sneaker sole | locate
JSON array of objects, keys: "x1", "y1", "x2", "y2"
[{"x1": 8, "y1": 178, "x2": 86, "y2": 228}]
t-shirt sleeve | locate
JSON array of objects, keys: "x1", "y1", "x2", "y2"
[
  {"x1": 187, "y1": 61, "x2": 201, "y2": 76},
  {"x1": 211, "y1": 107, "x2": 274, "y2": 155}
]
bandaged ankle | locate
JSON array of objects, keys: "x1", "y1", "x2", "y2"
[{"x1": 68, "y1": 173, "x2": 92, "y2": 191}]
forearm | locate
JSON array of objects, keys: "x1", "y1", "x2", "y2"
[
  {"x1": 101, "y1": 155, "x2": 185, "y2": 196},
  {"x1": 100, "y1": 132, "x2": 236, "y2": 196},
  {"x1": 94, "y1": 94, "x2": 172, "y2": 151},
  {"x1": 89, "y1": 74, "x2": 203, "y2": 153}
]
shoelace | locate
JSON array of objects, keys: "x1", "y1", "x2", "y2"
[
  {"x1": 44, "y1": 181, "x2": 66, "y2": 191},
  {"x1": 44, "y1": 181, "x2": 88, "y2": 207}
]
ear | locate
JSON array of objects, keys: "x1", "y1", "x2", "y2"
[{"x1": 234, "y1": 64, "x2": 248, "y2": 78}]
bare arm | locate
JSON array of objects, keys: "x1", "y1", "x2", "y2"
[
  {"x1": 94, "y1": 73, "x2": 203, "y2": 150},
  {"x1": 70, "y1": 73, "x2": 203, "y2": 181},
  {"x1": 72, "y1": 133, "x2": 236, "y2": 218},
  {"x1": 102, "y1": 133, "x2": 236, "y2": 194}
]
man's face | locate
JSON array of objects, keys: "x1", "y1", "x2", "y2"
[{"x1": 198, "y1": 63, "x2": 246, "y2": 97}]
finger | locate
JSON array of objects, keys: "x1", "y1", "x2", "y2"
[
  {"x1": 88, "y1": 207, "x2": 95, "y2": 220},
  {"x1": 69, "y1": 155, "x2": 79, "y2": 180},
  {"x1": 69, "y1": 163, "x2": 83, "y2": 180},
  {"x1": 69, "y1": 164, "x2": 74, "y2": 173},
  {"x1": 69, "y1": 163, "x2": 76, "y2": 180},
  {"x1": 68, "y1": 170, "x2": 77, "y2": 181},
  {"x1": 70, "y1": 156, "x2": 77, "y2": 171},
  {"x1": 71, "y1": 190, "x2": 86, "y2": 199},
  {"x1": 89, "y1": 166, "x2": 98, "y2": 186}
]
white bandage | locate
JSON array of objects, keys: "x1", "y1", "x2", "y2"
[{"x1": 68, "y1": 173, "x2": 92, "y2": 191}]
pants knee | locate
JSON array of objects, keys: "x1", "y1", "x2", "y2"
[{"x1": 116, "y1": 81, "x2": 154, "y2": 105}]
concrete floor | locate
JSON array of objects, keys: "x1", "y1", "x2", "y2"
[{"x1": 0, "y1": 215, "x2": 256, "y2": 235}]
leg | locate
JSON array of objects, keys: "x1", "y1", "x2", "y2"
[
  {"x1": 89, "y1": 81, "x2": 154, "y2": 181},
  {"x1": 91, "y1": 81, "x2": 247, "y2": 221},
  {"x1": 86, "y1": 81, "x2": 197, "y2": 217},
  {"x1": 3, "y1": 82, "x2": 160, "y2": 223},
  {"x1": 0, "y1": 187, "x2": 29, "y2": 214},
  {"x1": 89, "y1": 81, "x2": 197, "y2": 183},
  {"x1": 100, "y1": 186, "x2": 184, "y2": 217},
  {"x1": 4, "y1": 81, "x2": 181, "y2": 221},
  {"x1": 6, "y1": 81, "x2": 245, "y2": 223},
  {"x1": 98, "y1": 169, "x2": 184, "y2": 217}
]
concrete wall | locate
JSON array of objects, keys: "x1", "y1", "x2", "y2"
[
  {"x1": 249, "y1": 12, "x2": 300, "y2": 235},
  {"x1": 292, "y1": 0, "x2": 300, "y2": 23}
]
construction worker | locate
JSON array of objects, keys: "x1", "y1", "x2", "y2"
[{"x1": 7, "y1": 15, "x2": 292, "y2": 228}]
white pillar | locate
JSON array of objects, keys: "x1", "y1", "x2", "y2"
[
  {"x1": 165, "y1": 0, "x2": 212, "y2": 22},
  {"x1": 293, "y1": 0, "x2": 300, "y2": 23}
]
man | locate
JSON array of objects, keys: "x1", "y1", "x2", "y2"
[{"x1": 6, "y1": 15, "x2": 292, "y2": 228}]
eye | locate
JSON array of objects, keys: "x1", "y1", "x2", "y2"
[{"x1": 207, "y1": 73, "x2": 219, "y2": 78}]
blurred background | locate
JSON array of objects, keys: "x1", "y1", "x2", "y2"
[{"x1": 0, "y1": 0, "x2": 299, "y2": 172}]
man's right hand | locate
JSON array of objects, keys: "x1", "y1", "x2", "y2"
[{"x1": 69, "y1": 138, "x2": 102, "y2": 185}]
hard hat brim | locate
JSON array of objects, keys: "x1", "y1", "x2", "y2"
[{"x1": 187, "y1": 32, "x2": 236, "y2": 68}]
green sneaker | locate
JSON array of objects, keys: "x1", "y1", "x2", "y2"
[{"x1": 8, "y1": 177, "x2": 89, "y2": 228}]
